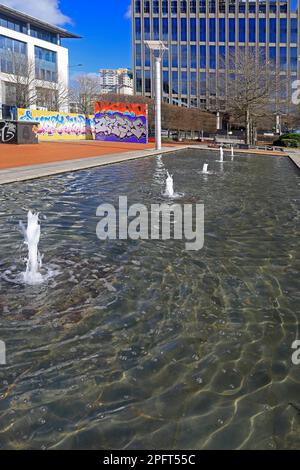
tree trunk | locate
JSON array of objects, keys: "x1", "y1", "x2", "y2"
[{"x1": 246, "y1": 109, "x2": 251, "y2": 145}]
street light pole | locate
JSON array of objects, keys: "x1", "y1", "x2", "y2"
[
  {"x1": 145, "y1": 41, "x2": 167, "y2": 151},
  {"x1": 154, "y1": 55, "x2": 162, "y2": 150}
]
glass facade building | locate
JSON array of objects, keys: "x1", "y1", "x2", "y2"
[{"x1": 133, "y1": 0, "x2": 300, "y2": 112}]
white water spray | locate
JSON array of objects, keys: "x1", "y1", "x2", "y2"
[
  {"x1": 203, "y1": 163, "x2": 209, "y2": 174},
  {"x1": 20, "y1": 211, "x2": 43, "y2": 285},
  {"x1": 219, "y1": 146, "x2": 224, "y2": 162},
  {"x1": 231, "y1": 146, "x2": 234, "y2": 160},
  {"x1": 165, "y1": 171, "x2": 175, "y2": 197}
]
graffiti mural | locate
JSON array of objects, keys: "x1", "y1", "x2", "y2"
[
  {"x1": 17, "y1": 109, "x2": 95, "y2": 141},
  {"x1": 94, "y1": 102, "x2": 148, "y2": 144},
  {"x1": 0, "y1": 121, "x2": 17, "y2": 143}
]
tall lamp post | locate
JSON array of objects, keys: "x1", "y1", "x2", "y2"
[{"x1": 145, "y1": 41, "x2": 168, "y2": 150}]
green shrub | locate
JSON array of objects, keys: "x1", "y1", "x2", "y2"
[{"x1": 274, "y1": 133, "x2": 300, "y2": 148}]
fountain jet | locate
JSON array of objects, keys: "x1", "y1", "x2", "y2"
[
  {"x1": 165, "y1": 171, "x2": 175, "y2": 197},
  {"x1": 220, "y1": 146, "x2": 224, "y2": 162},
  {"x1": 20, "y1": 211, "x2": 43, "y2": 285},
  {"x1": 203, "y1": 163, "x2": 209, "y2": 174}
]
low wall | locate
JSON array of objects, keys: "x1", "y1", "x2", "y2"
[{"x1": 17, "y1": 109, "x2": 95, "y2": 141}]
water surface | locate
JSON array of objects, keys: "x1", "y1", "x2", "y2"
[{"x1": 0, "y1": 150, "x2": 299, "y2": 450}]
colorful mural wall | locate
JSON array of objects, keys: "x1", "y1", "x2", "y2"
[
  {"x1": 17, "y1": 109, "x2": 95, "y2": 141},
  {"x1": 94, "y1": 102, "x2": 148, "y2": 144}
]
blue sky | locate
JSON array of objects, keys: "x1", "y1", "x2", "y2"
[
  {"x1": 3, "y1": 0, "x2": 133, "y2": 75},
  {"x1": 62, "y1": 0, "x2": 132, "y2": 75}
]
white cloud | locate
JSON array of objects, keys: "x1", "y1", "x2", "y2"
[
  {"x1": 124, "y1": 3, "x2": 132, "y2": 19},
  {"x1": 2, "y1": 0, "x2": 72, "y2": 26}
]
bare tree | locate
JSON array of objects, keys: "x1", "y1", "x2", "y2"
[
  {"x1": 1, "y1": 50, "x2": 37, "y2": 108},
  {"x1": 221, "y1": 49, "x2": 279, "y2": 145},
  {"x1": 69, "y1": 74, "x2": 101, "y2": 115},
  {"x1": 36, "y1": 81, "x2": 69, "y2": 112}
]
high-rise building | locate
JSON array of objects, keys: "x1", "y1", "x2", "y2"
[
  {"x1": 132, "y1": 0, "x2": 299, "y2": 113},
  {"x1": 0, "y1": 4, "x2": 80, "y2": 116},
  {"x1": 99, "y1": 68, "x2": 134, "y2": 95}
]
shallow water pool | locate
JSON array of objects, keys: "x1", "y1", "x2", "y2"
[{"x1": 0, "y1": 149, "x2": 299, "y2": 449}]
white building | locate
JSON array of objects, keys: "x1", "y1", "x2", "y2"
[
  {"x1": 0, "y1": 4, "x2": 80, "y2": 117},
  {"x1": 99, "y1": 68, "x2": 133, "y2": 96}
]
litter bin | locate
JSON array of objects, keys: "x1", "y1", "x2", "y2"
[{"x1": 0, "y1": 120, "x2": 39, "y2": 144}]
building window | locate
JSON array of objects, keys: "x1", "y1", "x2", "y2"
[
  {"x1": 269, "y1": 18, "x2": 277, "y2": 43},
  {"x1": 181, "y1": 1, "x2": 187, "y2": 14},
  {"x1": 136, "y1": 44, "x2": 141, "y2": 67},
  {"x1": 239, "y1": 18, "x2": 245, "y2": 43},
  {"x1": 153, "y1": 0, "x2": 159, "y2": 14},
  {"x1": 291, "y1": 19, "x2": 298, "y2": 44},
  {"x1": 181, "y1": 18, "x2": 187, "y2": 42},
  {"x1": 199, "y1": 1, "x2": 206, "y2": 13},
  {"x1": 190, "y1": 72, "x2": 197, "y2": 96},
  {"x1": 200, "y1": 18, "x2": 206, "y2": 42},
  {"x1": 280, "y1": 18, "x2": 287, "y2": 43},
  {"x1": 172, "y1": 18, "x2": 178, "y2": 41},
  {"x1": 290, "y1": 47, "x2": 298, "y2": 72},
  {"x1": 153, "y1": 18, "x2": 159, "y2": 40},
  {"x1": 249, "y1": 18, "x2": 256, "y2": 43},
  {"x1": 135, "y1": 0, "x2": 141, "y2": 14},
  {"x1": 171, "y1": 1, "x2": 178, "y2": 14},
  {"x1": 144, "y1": 1, "x2": 150, "y2": 14},
  {"x1": 163, "y1": 71, "x2": 169, "y2": 94},
  {"x1": 181, "y1": 45, "x2": 187, "y2": 68},
  {"x1": 0, "y1": 14, "x2": 27, "y2": 34},
  {"x1": 144, "y1": 18, "x2": 150, "y2": 40},
  {"x1": 190, "y1": 1, "x2": 196, "y2": 14},
  {"x1": 145, "y1": 46, "x2": 150, "y2": 67},
  {"x1": 35, "y1": 46, "x2": 57, "y2": 82},
  {"x1": 190, "y1": 18, "x2": 196, "y2": 42},
  {"x1": 259, "y1": 19, "x2": 266, "y2": 43},
  {"x1": 190, "y1": 45, "x2": 197, "y2": 68},
  {"x1": 229, "y1": 19, "x2": 235, "y2": 42},
  {"x1": 209, "y1": 18, "x2": 216, "y2": 42},
  {"x1": 209, "y1": 45, "x2": 216, "y2": 69},
  {"x1": 30, "y1": 27, "x2": 57, "y2": 44},
  {"x1": 136, "y1": 70, "x2": 142, "y2": 93},
  {"x1": 200, "y1": 45, "x2": 206, "y2": 68},
  {"x1": 181, "y1": 71, "x2": 188, "y2": 95},
  {"x1": 219, "y1": 18, "x2": 225, "y2": 42},
  {"x1": 162, "y1": 18, "x2": 168, "y2": 41},
  {"x1": 219, "y1": 45, "x2": 226, "y2": 69},
  {"x1": 135, "y1": 18, "x2": 141, "y2": 41},
  {"x1": 172, "y1": 71, "x2": 178, "y2": 94},
  {"x1": 145, "y1": 70, "x2": 151, "y2": 93},
  {"x1": 172, "y1": 44, "x2": 178, "y2": 67},
  {"x1": 280, "y1": 47, "x2": 287, "y2": 71},
  {"x1": 0, "y1": 35, "x2": 27, "y2": 74}
]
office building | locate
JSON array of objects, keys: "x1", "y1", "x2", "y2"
[{"x1": 132, "y1": 0, "x2": 299, "y2": 113}]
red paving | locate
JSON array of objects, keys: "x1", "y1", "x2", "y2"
[{"x1": 0, "y1": 141, "x2": 161, "y2": 170}]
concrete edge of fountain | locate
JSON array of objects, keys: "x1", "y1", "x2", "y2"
[
  {"x1": 0, "y1": 146, "x2": 190, "y2": 185},
  {"x1": 288, "y1": 153, "x2": 300, "y2": 170}
]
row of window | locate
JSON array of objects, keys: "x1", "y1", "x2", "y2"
[
  {"x1": 135, "y1": 0, "x2": 295, "y2": 15},
  {"x1": 136, "y1": 43, "x2": 298, "y2": 71},
  {"x1": 135, "y1": 17, "x2": 298, "y2": 43},
  {"x1": 136, "y1": 69, "x2": 293, "y2": 98},
  {"x1": 0, "y1": 35, "x2": 57, "y2": 81},
  {"x1": 137, "y1": 42, "x2": 298, "y2": 70},
  {"x1": 0, "y1": 14, "x2": 58, "y2": 44}
]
